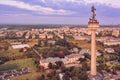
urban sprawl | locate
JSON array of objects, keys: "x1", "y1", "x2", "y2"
[{"x1": 0, "y1": 25, "x2": 120, "y2": 80}]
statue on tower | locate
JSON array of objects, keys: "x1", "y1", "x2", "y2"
[
  {"x1": 88, "y1": 6, "x2": 99, "y2": 28},
  {"x1": 91, "y1": 6, "x2": 96, "y2": 20}
]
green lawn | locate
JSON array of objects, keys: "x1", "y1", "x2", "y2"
[
  {"x1": 0, "y1": 58, "x2": 35, "y2": 71},
  {"x1": 0, "y1": 63, "x2": 18, "y2": 71},
  {"x1": 67, "y1": 39, "x2": 103, "y2": 50},
  {"x1": 0, "y1": 49, "x2": 21, "y2": 58},
  {"x1": 0, "y1": 58, "x2": 42, "y2": 80}
]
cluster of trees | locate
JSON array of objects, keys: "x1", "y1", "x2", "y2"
[
  {"x1": 5, "y1": 31, "x2": 17, "y2": 39},
  {"x1": 0, "y1": 41, "x2": 9, "y2": 52},
  {"x1": 108, "y1": 45, "x2": 120, "y2": 62},
  {"x1": 38, "y1": 70, "x2": 59, "y2": 80},
  {"x1": 55, "y1": 39, "x2": 70, "y2": 47},
  {"x1": 33, "y1": 38, "x2": 83, "y2": 59},
  {"x1": 39, "y1": 65, "x2": 89, "y2": 80},
  {"x1": 37, "y1": 38, "x2": 79, "y2": 49},
  {"x1": 33, "y1": 39, "x2": 77, "y2": 58},
  {"x1": 112, "y1": 45, "x2": 120, "y2": 62},
  {"x1": 97, "y1": 48, "x2": 120, "y2": 75},
  {"x1": 97, "y1": 63, "x2": 120, "y2": 75},
  {"x1": 39, "y1": 47, "x2": 70, "y2": 58},
  {"x1": 37, "y1": 39, "x2": 71, "y2": 47},
  {"x1": 97, "y1": 31, "x2": 112, "y2": 37},
  {"x1": 48, "y1": 61, "x2": 64, "y2": 70}
]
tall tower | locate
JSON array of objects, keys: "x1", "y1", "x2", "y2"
[{"x1": 88, "y1": 6, "x2": 99, "y2": 76}]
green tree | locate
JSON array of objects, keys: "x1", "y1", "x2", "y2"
[
  {"x1": 82, "y1": 62, "x2": 90, "y2": 71},
  {"x1": 78, "y1": 71, "x2": 88, "y2": 80},
  {"x1": 55, "y1": 61, "x2": 64, "y2": 68},
  {"x1": 84, "y1": 53, "x2": 91, "y2": 59},
  {"x1": 6, "y1": 31, "x2": 16, "y2": 39},
  {"x1": 79, "y1": 58, "x2": 86, "y2": 63},
  {"x1": 111, "y1": 66, "x2": 117, "y2": 74},
  {"x1": 55, "y1": 39, "x2": 70, "y2": 47},
  {"x1": 63, "y1": 74, "x2": 70, "y2": 80},
  {"x1": 48, "y1": 62, "x2": 53, "y2": 69}
]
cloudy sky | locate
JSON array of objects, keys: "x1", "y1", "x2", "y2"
[{"x1": 0, "y1": 0, "x2": 120, "y2": 25}]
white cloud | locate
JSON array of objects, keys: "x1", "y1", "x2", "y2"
[
  {"x1": 84, "y1": 0, "x2": 120, "y2": 8},
  {"x1": 0, "y1": 0, "x2": 75, "y2": 15},
  {"x1": 79, "y1": 0, "x2": 120, "y2": 8},
  {"x1": 3, "y1": 13, "x2": 32, "y2": 17},
  {"x1": 41, "y1": 0, "x2": 45, "y2": 2},
  {"x1": 40, "y1": 0, "x2": 120, "y2": 8}
]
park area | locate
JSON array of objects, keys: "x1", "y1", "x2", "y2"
[{"x1": 0, "y1": 40, "x2": 42, "y2": 80}]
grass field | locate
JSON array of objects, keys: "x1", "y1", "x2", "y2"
[
  {"x1": 67, "y1": 39, "x2": 104, "y2": 50},
  {"x1": 0, "y1": 49, "x2": 20, "y2": 57},
  {"x1": 0, "y1": 58, "x2": 35, "y2": 71},
  {"x1": 0, "y1": 58, "x2": 42, "y2": 80},
  {"x1": 0, "y1": 63, "x2": 18, "y2": 71}
]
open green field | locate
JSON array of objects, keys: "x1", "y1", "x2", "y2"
[
  {"x1": 0, "y1": 49, "x2": 21, "y2": 57},
  {"x1": 9, "y1": 58, "x2": 41, "y2": 80},
  {"x1": 0, "y1": 58, "x2": 35, "y2": 71},
  {"x1": 0, "y1": 63, "x2": 18, "y2": 71},
  {"x1": 0, "y1": 58, "x2": 42, "y2": 80},
  {"x1": 67, "y1": 39, "x2": 104, "y2": 50}
]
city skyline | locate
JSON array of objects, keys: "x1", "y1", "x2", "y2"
[{"x1": 0, "y1": 0, "x2": 120, "y2": 25}]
